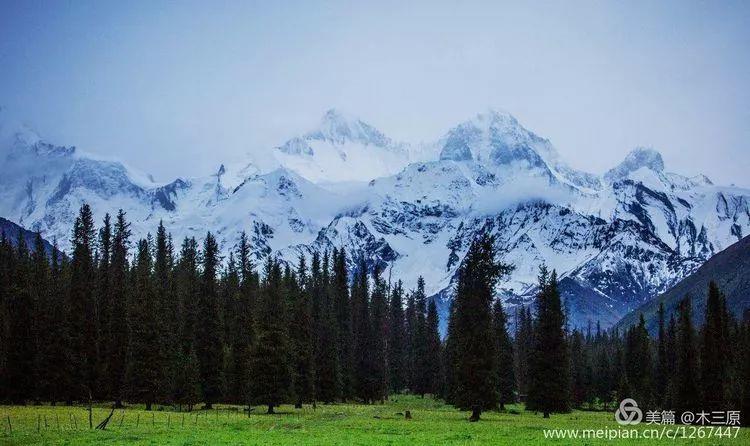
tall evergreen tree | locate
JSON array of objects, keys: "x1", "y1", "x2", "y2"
[
  {"x1": 526, "y1": 268, "x2": 570, "y2": 418},
  {"x1": 625, "y1": 314, "x2": 653, "y2": 407},
  {"x1": 227, "y1": 232, "x2": 255, "y2": 406},
  {"x1": 5, "y1": 234, "x2": 34, "y2": 404},
  {"x1": 741, "y1": 316, "x2": 750, "y2": 426},
  {"x1": 0, "y1": 232, "x2": 11, "y2": 402},
  {"x1": 413, "y1": 277, "x2": 429, "y2": 396},
  {"x1": 68, "y1": 204, "x2": 98, "y2": 400},
  {"x1": 249, "y1": 256, "x2": 293, "y2": 413},
  {"x1": 404, "y1": 289, "x2": 418, "y2": 392},
  {"x1": 351, "y1": 258, "x2": 374, "y2": 402},
  {"x1": 492, "y1": 298, "x2": 515, "y2": 409},
  {"x1": 424, "y1": 299, "x2": 442, "y2": 397},
  {"x1": 153, "y1": 221, "x2": 174, "y2": 402},
  {"x1": 176, "y1": 237, "x2": 199, "y2": 355},
  {"x1": 387, "y1": 280, "x2": 407, "y2": 394},
  {"x1": 449, "y1": 233, "x2": 510, "y2": 420},
  {"x1": 219, "y1": 253, "x2": 240, "y2": 403},
  {"x1": 655, "y1": 303, "x2": 669, "y2": 407},
  {"x1": 370, "y1": 265, "x2": 389, "y2": 402},
  {"x1": 126, "y1": 238, "x2": 161, "y2": 410},
  {"x1": 29, "y1": 233, "x2": 51, "y2": 403},
  {"x1": 673, "y1": 296, "x2": 700, "y2": 416},
  {"x1": 196, "y1": 232, "x2": 224, "y2": 408},
  {"x1": 701, "y1": 281, "x2": 728, "y2": 411},
  {"x1": 173, "y1": 236, "x2": 201, "y2": 410},
  {"x1": 332, "y1": 248, "x2": 353, "y2": 400},
  {"x1": 290, "y1": 255, "x2": 315, "y2": 407},
  {"x1": 514, "y1": 307, "x2": 533, "y2": 400},
  {"x1": 315, "y1": 253, "x2": 341, "y2": 403},
  {"x1": 95, "y1": 213, "x2": 112, "y2": 399},
  {"x1": 108, "y1": 210, "x2": 130, "y2": 407}
]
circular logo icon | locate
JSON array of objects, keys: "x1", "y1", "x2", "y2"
[{"x1": 615, "y1": 398, "x2": 643, "y2": 425}]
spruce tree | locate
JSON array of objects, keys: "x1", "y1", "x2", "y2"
[
  {"x1": 126, "y1": 237, "x2": 161, "y2": 410},
  {"x1": 388, "y1": 280, "x2": 407, "y2": 394},
  {"x1": 370, "y1": 265, "x2": 389, "y2": 402},
  {"x1": 492, "y1": 298, "x2": 515, "y2": 409},
  {"x1": 108, "y1": 210, "x2": 130, "y2": 407},
  {"x1": 593, "y1": 330, "x2": 613, "y2": 410},
  {"x1": 514, "y1": 307, "x2": 533, "y2": 400},
  {"x1": 5, "y1": 234, "x2": 34, "y2": 404},
  {"x1": 673, "y1": 296, "x2": 700, "y2": 417},
  {"x1": 424, "y1": 299, "x2": 442, "y2": 397},
  {"x1": 249, "y1": 256, "x2": 293, "y2": 413},
  {"x1": 351, "y1": 258, "x2": 374, "y2": 402},
  {"x1": 227, "y1": 232, "x2": 255, "y2": 406},
  {"x1": 30, "y1": 233, "x2": 51, "y2": 403},
  {"x1": 741, "y1": 316, "x2": 750, "y2": 426},
  {"x1": 290, "y1": 255, "x2": 315, "y2": 407},
  {"x1": 526, "y1": 268, "x2": 570, "y2": 418},
  {"x1": 0, "y1": 232, "x2": 11, "y2": 402},
  {"x1": 655, "y1": 303, "x2": 669, "y2": 407},
  {"x1": 404, "y1": 290, "x2": 418, "y2": 392},
  {"x1": 315, "y1": 253, "x2": 341, "y2": 403},
  {"x1": 219, "y1": 253, "x2": 241, "y2": 402},
  {"x1": 95, "y1": 213, "x2": 112, "y2": 399},
  {"x1": 196, "y1": 232, "x2": 224, "y2": 408},
  {"x1": 153, "y1": 221, "x2": 174, "y2": 402},
  {"x1": 701, "y1": 281, "x2": 727, "y2": 411},
  {"x1": 174, "y1": 237, "x2": 201, "y2": 408},
  {"x1": 68, "y1": 204, "x2": 98, "y2": 400},
  {"x1": 570, "y1": 330, "x2": 586, "y2": 407},
  {"x1": 176, "y1": 237, "x2": 199, "y2": 355},
  {"x1": 332, "y1": 248, "x2": 353, "y2": 400},
  {"x1": 413, "y1": 277, "x2": 429, "y2": 396},
  {"x1": 449, "y1": 233, "x2": 510, "y2": 420},
  {"x1": 625, "y1": 314, "x2": 653, "y2": 407}
]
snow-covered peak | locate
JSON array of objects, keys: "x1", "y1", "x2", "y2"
[
  {"x1": 438, "y1": 109, "x2": 540, "y2": 163},
  {"x1": 273, "y1": 109, "x2": 412, "y2": 184},
  {"x1": 308, "y1": 108, "x2": 393, "y2": 147},
  {"x1": 605, "y1": 147, "x2": 665, "y2": 182},
  {"x1": 0, "y1": 108, "x2": 62, "y2": 157},
  {"x1": 437, "y1": 109, "x2": 601, "y2": 191}
]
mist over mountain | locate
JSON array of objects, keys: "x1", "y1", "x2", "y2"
[{"x1": 1, "y1": 107, "x2": 747, "y2": 332}]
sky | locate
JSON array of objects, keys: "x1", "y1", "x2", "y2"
[{"x1": 1, "y1": 0, "x2": 749, "y2": 186}]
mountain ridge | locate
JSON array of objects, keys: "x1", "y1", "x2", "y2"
[
  {"x1": 614, "y1": 234, "x2": 750, "y2": 334},
  {"x1": 1, "y1": 107, "x2": 747, "y2": 332}
]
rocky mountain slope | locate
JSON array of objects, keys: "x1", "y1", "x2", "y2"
[
  {"x1": 0, "y1": 217, "x2": 58, "y2": 258},
  {"x1": 615, "y1": 235, "x2": 750, "y2": 334},
  {"x1": 1, "y1": 107, "x2": 747, "y2": 332}
]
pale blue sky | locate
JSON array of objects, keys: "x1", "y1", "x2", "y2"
[{"x1": 1, "y1": 0, "x2": 748, "y2": 185}]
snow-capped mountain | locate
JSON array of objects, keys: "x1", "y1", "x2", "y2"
[
  {"x1": 1, "y1": 107, "x2": 748, "y2": 332},
  {"x1": 272, "y1": 109, "x2": 432, "y2": 184}
]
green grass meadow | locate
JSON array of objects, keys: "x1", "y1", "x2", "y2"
[{"x1": 0, "y1": 396, "x2": 747, "y2": 445}]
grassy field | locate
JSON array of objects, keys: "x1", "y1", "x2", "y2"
[{"x1": 0, "y1": 396, "x2": 747, "y2": 445}]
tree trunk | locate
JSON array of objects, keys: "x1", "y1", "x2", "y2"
[
  {"x1": 146, "y1": 402, "x2": 152, "y2": 411},
  {"x1": 543, "y1": 411, "x2": 550, "y2": 418},
  {"x1": 267, "y1": 404, "x2": 275, "y2": 414},
  {"x1": 295, "y1": 400, "x2": 302, "y2": 409},
  {"x1": 469, "y1": 406, "x2": 481, "y2": 422},
  {"x1": 204, "y1": 402, "x2": 213, "y2": 410},
  {"x1": 114, "y1": 399, "x2": 123, "y2": 409}
]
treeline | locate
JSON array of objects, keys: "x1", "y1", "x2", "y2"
[
  {"x1": 559, "y1": 283, "x2": 750, "y2": 419},
  {"x1": 1, "y1": 205, "x2": 749, "y2": 424},
  {"x1": 439, "y1": 232, "x2": 750, "y2": 423},
  {"x1": 0, "y1": 205, "x2": 442, "y2": 413}
]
